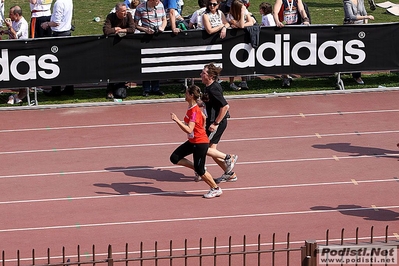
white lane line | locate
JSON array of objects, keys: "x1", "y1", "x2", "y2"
[
  {"x1": 1, "y1": 205, "x2": 398, "y2": 233},
  {"x1": 0, "y1": 153, "x2": 398, "y2": 180},
  {"x1": 1, "y1": 154, "x2": 399, "y2": 180},
  {"x1": 1, "y1": 109, "x2": 399, "y2": 134},
  {"x1": 0, "y1": 121, "x2": 174, "y2": 133},
  {"x1": 0, "y1": 178, "x2": 396, "y2": 205},
  {"x1": 2, "y1": 130, "x2": 399, "y2": 156}
]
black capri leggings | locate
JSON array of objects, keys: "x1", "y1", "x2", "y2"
[{"x1": 170, "y1": 141, "x2": 208, "y2": 176}]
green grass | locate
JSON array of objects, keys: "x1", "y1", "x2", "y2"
[
  {"x1": 8, "y1": 0, "x2": 399, "y2": 36},
  {"x1": 1, "y1": 72, "x2": 399, "y2": 107},
  {"x1": 3, "y1": 0, "x2": 399, "y2": 107}
]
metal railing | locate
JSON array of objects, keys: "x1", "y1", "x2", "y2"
[{"x1": 2, "y1": 226, "x2": 398, "y2": 266}]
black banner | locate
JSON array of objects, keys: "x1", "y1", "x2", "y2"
[{"x1": 0, "y1": 23, "x2": 398, "y2": 88}]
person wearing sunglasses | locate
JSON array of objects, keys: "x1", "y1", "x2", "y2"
[{"x1": 202, "y1": 0, "x2": 230, "y2": 39}]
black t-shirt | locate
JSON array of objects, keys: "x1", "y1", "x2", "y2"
[{"x1": 203, "y1": 81, "x2": 230, "y2": 125}]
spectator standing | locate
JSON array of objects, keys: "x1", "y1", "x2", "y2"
[
  {"x1": 29, "y1": 0, "x2": 52, "y2": 38},
  {"x1": 103, "y1": 2, "x2": 136, "y2": 99},
  {"x1": 273, "y1": 0, "x2": 309, "y2": 87},
  {"x1": 170, "y1": 85, "x2": 223, "y2": 199},
  {"x1": 226, "y1": 0, "x2": 255, "y2": 91},
  {"x1": 40, "y1": 0, "x2": 74, "y2": 96},
  {"x1": 202, "y1": 0, "x2": 230, "y2": 37},
  {"x1": 343, "y1": 0, "x2": 374, "y2": 85},
  {"x1": 273, "y1": 0, "x2": 309, "y2": 27},
  {"x1": 1, "y1": 6, "x2": 29, "y2": 104},
  {"x1": 259, "y1": 2, "x2": 275, "y2": 26},
  {"x1": 200, "y1": 63, "x2": 239, "y2": 184},
  {"x1": 134, "y1": 0, "x2": 166, "y2": 97},
  {"x1": 103, "y1": 2, "x2": 136, "y2": 35}
]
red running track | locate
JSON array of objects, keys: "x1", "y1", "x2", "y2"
[{"x1": 1, "y1": 90, "x2": 399, "y2": 264}]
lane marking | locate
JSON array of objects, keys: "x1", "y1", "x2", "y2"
[
  {"x1": 2, "y1": 130, "x2": 399, "y2": 156},
  {"x1": 2, "y1": 154, "x2": 399, "y2": 180},
  {"x1": 0, "y1": 205, "x2": 398, "y2": 233},
  {"x1": 351, "y1": 179, "x2": 358, "y2": 185},
  {"x1": 2, "y1": 109, "x2": 399, "y2": 134},
  {"x1": 0, "y1": 177, "x2": 397, "y2": 205}
]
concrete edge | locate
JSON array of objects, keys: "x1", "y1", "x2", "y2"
[{"x1": 1, "y1": 86, "x2": 399, "y2": 111}]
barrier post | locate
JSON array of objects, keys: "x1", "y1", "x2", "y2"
[
  {"x1": 301, "y1": 240, "x2": 317, "y2": 266},
  {"x1": 107, "y1": 245, "x2": 113, "y2": 266}
]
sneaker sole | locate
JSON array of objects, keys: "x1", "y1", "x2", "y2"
[{"x1": 203, "y1": 192, "x2": 222, "y2": 198}]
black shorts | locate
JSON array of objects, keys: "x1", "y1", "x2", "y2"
[
  {"x1": 170, "y1": 141, "x2": 209, "y2": 176},
  {"x1": 206, "y1": 118, "x2": 227, "y2": 145}
]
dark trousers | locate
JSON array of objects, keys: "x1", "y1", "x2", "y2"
[{"x1": 30, "y1": 16, "x2": 52, "y2": 38}]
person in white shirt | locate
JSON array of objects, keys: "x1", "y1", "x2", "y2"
[
  {"x1": 259, "y1": 2, "x2": 276, "y2": 26},
  {"x1": 29, "y1": 0, "x2": 52, "y2": 38},
  {"x1": 188, "y1": 0, "x2": 207, "y2": 29},
  {"x1": 1, "y1": 6, "x2": 29, "y2": 104},
  {"x1": 40, "y1": 0, "x2": 74, "y2": 96},
  {"x1": 41, "y1": 0, "x2": 73, "y2": 36}
]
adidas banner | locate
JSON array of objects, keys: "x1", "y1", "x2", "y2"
[{"x1": 0, "y1": 23, "x2": 398, "y2": 88}]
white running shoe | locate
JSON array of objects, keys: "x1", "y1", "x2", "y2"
[
  {"x1": 225, "y1": 154, "x2": 238, "y2": 174},
  {"x1": 215, "y1": 172, "x2": 238, "y2": 184},
  {"x1": 203, "y1": 187, "x2": 222, "y2": 198}
]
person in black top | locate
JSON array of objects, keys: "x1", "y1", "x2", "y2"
[{"x1": 199, "y1": 63, "x2": 239, "y2": 183}]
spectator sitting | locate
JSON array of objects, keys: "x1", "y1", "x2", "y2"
[
  {"x1": 226, "y1": 0, "x2": 255, "y2": 91},
  {"x1": 163, "y1": 0, "x2": 182, "y2": 35},
  {"x1": 128, "y1": 0, "x2": 140, "y2": 16},
  {"x1": 259, "y1": 2, "x2": 275, "y2": 26},
  {"x1": 1, "y1": 6, "x2": 29, "y2": 104},
  {"x1": 103, "y1": 2, "x2": 136, "y2": 99},
  {"x1": 188, "y1": 0, "x2": 207, "y2": 29},
  {"x1": 134, "y1": 0, "x2": 166, "y2": 97}
]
